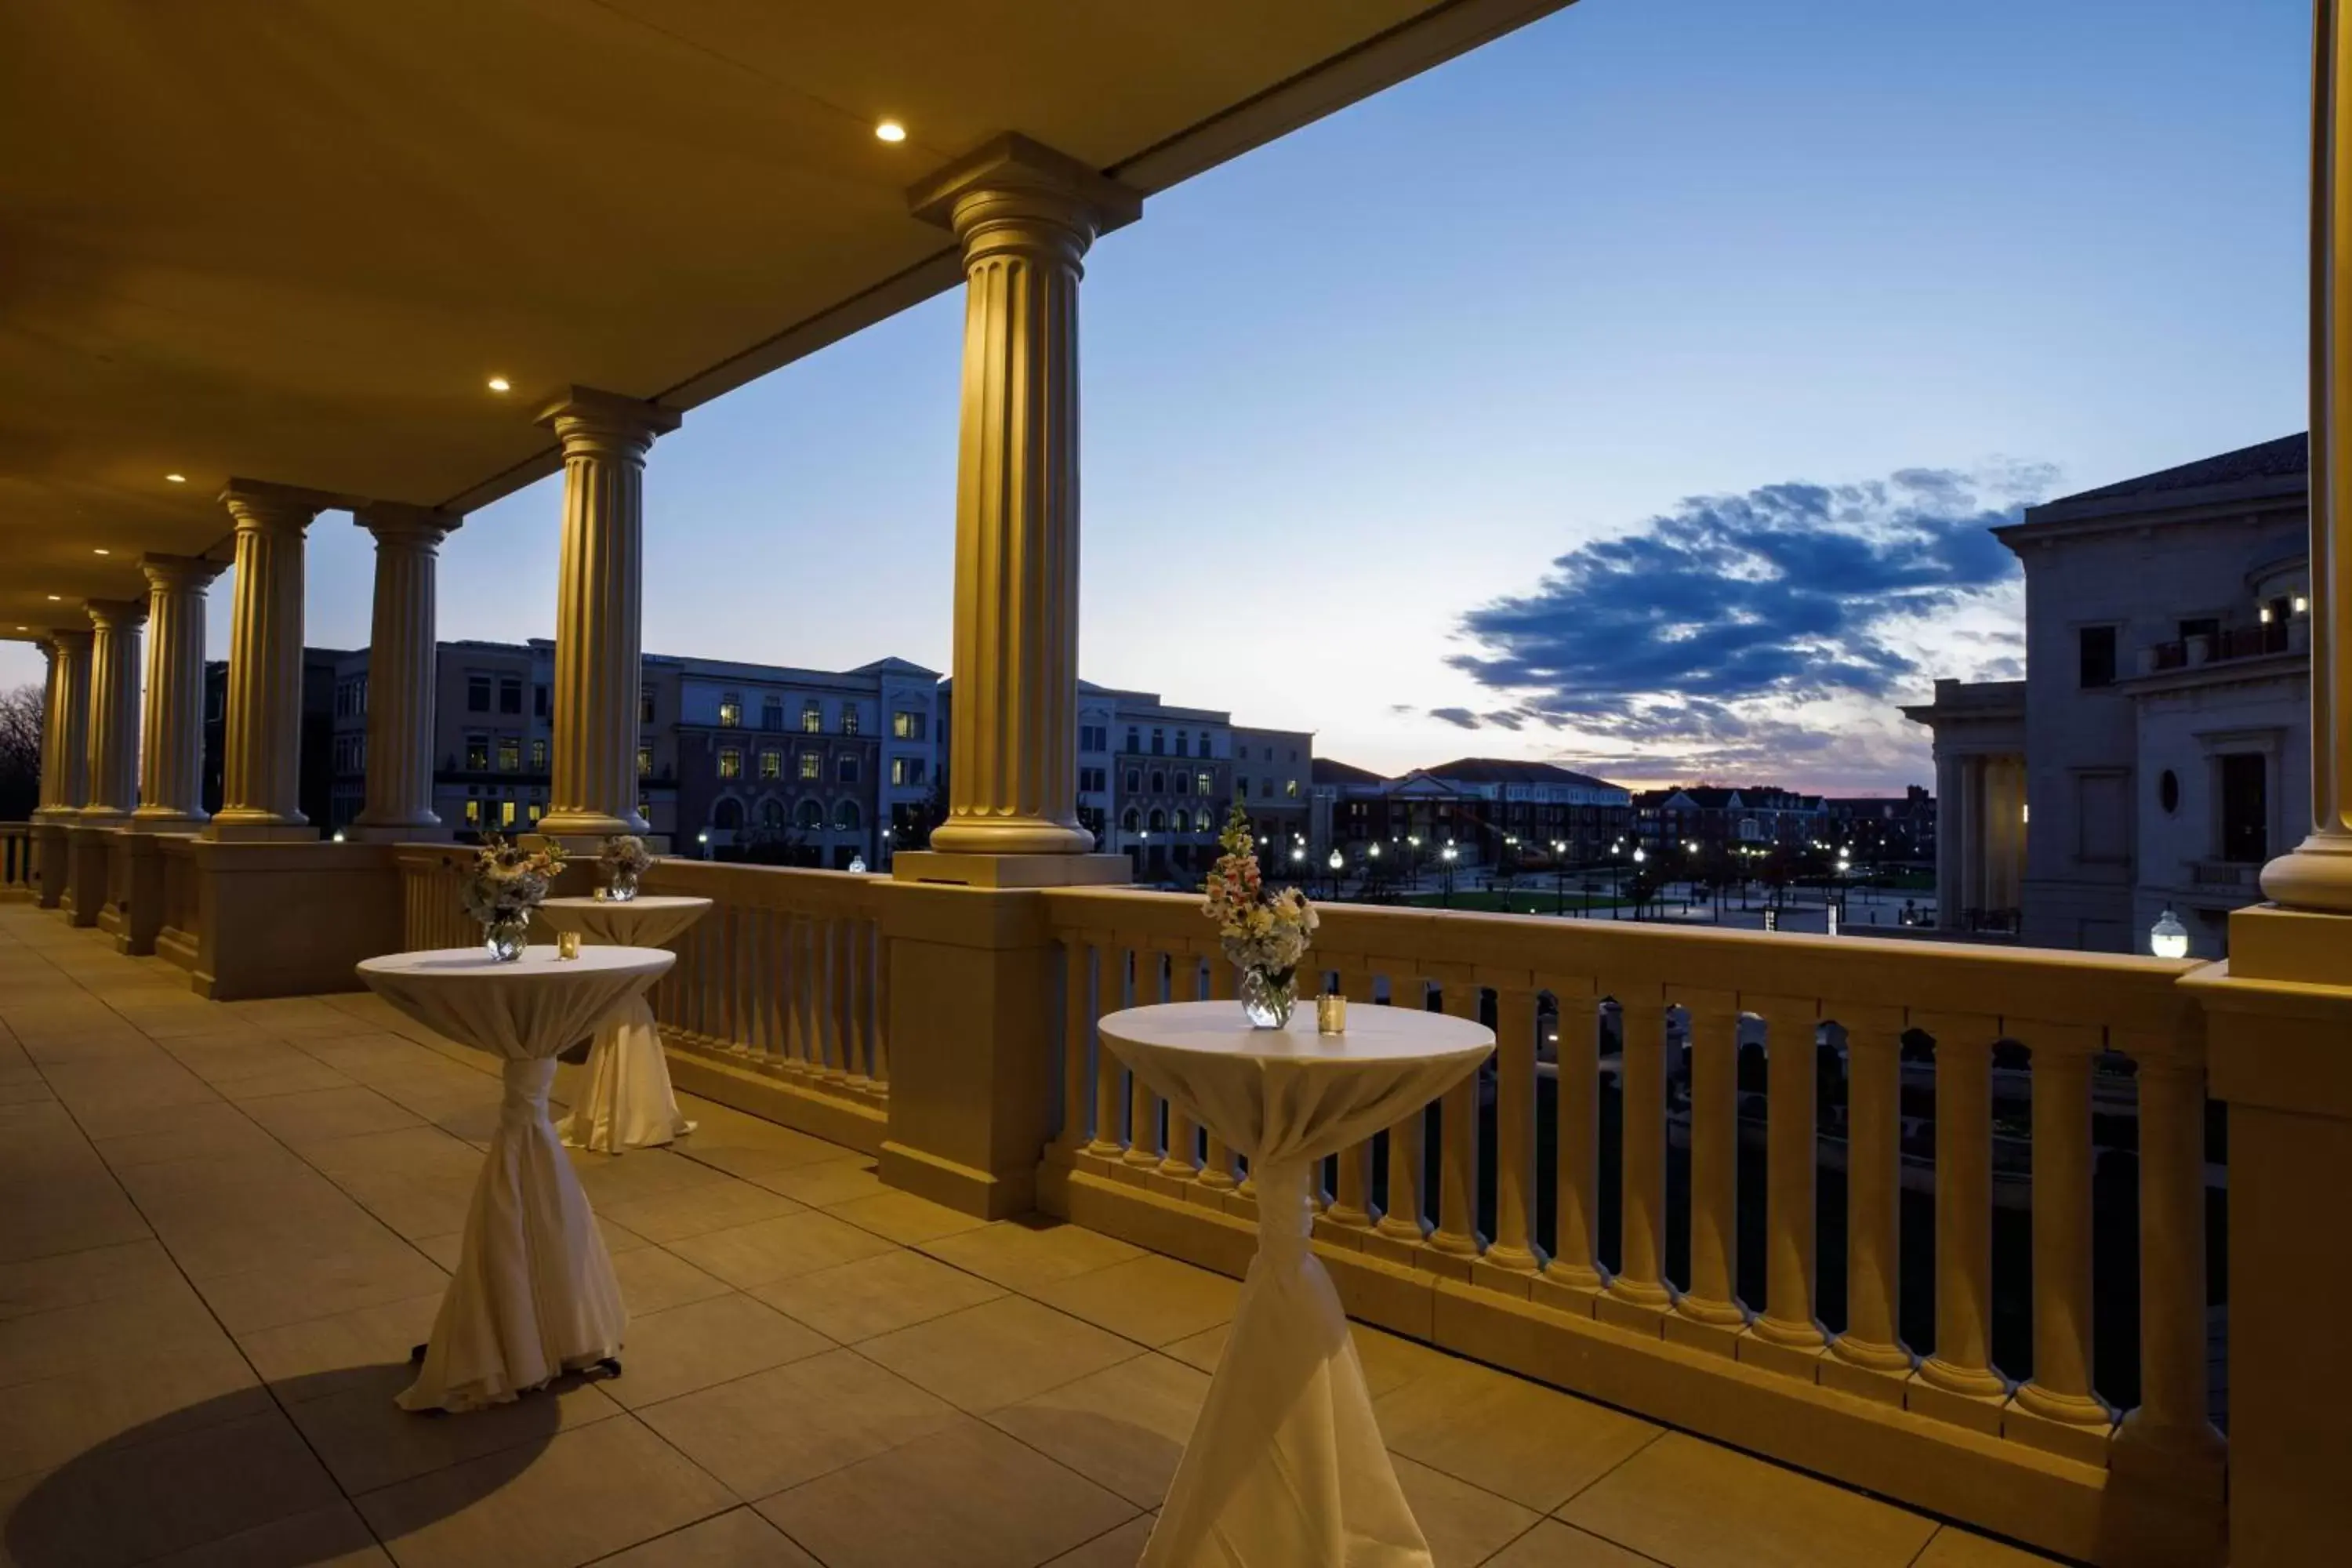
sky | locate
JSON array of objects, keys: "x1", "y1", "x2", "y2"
[{"x1": 3, "y1": 0, "x2": 2312, "y2": 792}]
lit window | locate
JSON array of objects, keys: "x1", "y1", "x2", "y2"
[
  {"x1": 1287, "y1": 779, "x2": 1300, "y2": 799},
  {"x1": 1197, "y1": 771, "x2": 1212, "y2": 796},
  {"x1": 892, "y1": 710, "x2": 925, "y2": 740},
  {"x1": 637, "y1": 747, "x2": 652, "y2": 776},
  {"x1": 802, "y1": 700, "x2": 822, "y2": 733},
  {"x1": 464, "y1": 799, "x2": 481, "y2": 825},
  {"x1": 760, "y1": 750, "x2": 781, "y2": 779},
  {"x1": 466, "y1": 736, "x2": 489, "y2": 771},
  {"x1": 528, "y1": 802, "x2": 542, "y2": 822},
  {"x1": 529, "y1": 739, "x2": 546, "y2": 770},
  {"x1": 718, "y1": 694, "x2": 742, "y2": 728},
  {"x1": 841, "y1": 707, "x2": 860, "y2": 736},
  {"x1": 800, "y1": 751, "x2": 821, "y2": 780},
  {"x1": 499, "y1": 799, "x2": 517, "y2": 826},
  {"x1": 498, "y1": 738, "x2": 520, "y2": 771},
  {"x1": 717, "y1": 748, "x2": 742, "y2": 779}
]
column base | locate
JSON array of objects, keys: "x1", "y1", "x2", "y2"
[
  {"x1": 2259, "y1": 831, "x2": 2352, "y2": 915},
  {"x1": 205, "y1": 820, "x2": 318, "y2": 843},
  {"x1": 534, "y1": 812, "x2": 643, "y2": 843},
  {"x1": 75, "y1": 808, "x2": 132, "y2": 826},
  {"x1": 890, "y1": 850, "x2": 1129, "y2": 888},
  {"x1": 927, "y1": 817, "x2": 1094, "y2": 857},
  {"x1": 129, "y1": 809, "x2": 209, "y2": 829}
]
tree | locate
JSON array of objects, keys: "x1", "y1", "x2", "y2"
[{"x1": 0, "y1": 684, "x2": 42, "y2": 822}]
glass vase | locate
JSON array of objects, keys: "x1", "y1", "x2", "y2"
[
  {"x1": 483, "y1": 915, "x2": 529, "y2": 963},
  {"x1": 607, "y1": 866, "x2": 641, "y2": 902},
  {"x1": 1239, "y1": 966, "x2": 1298, "y2": 1029}
]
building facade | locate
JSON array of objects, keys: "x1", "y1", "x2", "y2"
[
  {"x1": 1906, "y1": 434, "x2": 2311, "y2": 956},
  {"x1": 1321, "y1": 758, "x2": 1634, "y2": 867}
]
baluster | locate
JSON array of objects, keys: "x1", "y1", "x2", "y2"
[
  {"x1": 724, "y1": 902, "x2": 748, "y2": 1055},
  {"x1": 790, "y1": 913, "x2": 817, "y2": 1076},
  {"x1": 1057, "y1": 935, "x2": 1094, "y2": 1156},
  {"x1": 1320, "y1": 967, "x2": 1381, "y2": 1232},
  {"x1": 1123, "y1": 948, "x2": 1168, "y2": 1172},
  {"x1": 1671, "y1": 992, "x2": 1747, "y2": 1340},
  {"x1": 1478, "y1": 983, "x2": 1541, "y2": 1279},
  {"x1": 1156, "y1": 953, "x2": 1205, "y2": 1183},
  {"x1": 1085, "y1": 942, "x2": 1130, "y2": 1163},
  {"x1": 1198, "y1": 956, "x2": 1238, "y2": 1191},
  {"x1": 740, "y1": 906, "x2": 768, "y2": 1066},
  {"x1": 1602, "y1": 989, "x2": 1672, "y2": 1325},
  {"x1": 828, "y1": 914, "x2": 855, "y2": 1084},
  {"x1": 1536, "y1": 981, "x2": 1606, "y2": 1308},
  {"x1": 1913, "y1": 1011, "x2": 2006, "y2": 1424},
  {"x1": 845, "y1": 907, "x2": 877, "y2": 1087},
  {"x1": 1751, "y1": 996, "x2": 1829, "y2": 1364},
  {"x1": 1367, "y1": 978, "x2": 1431, "y2": 1260},
  {"x1": 1825, "y1": 1006, "x2": 1909, "y2": 1385},
  {"x1": 2114, "y1": 1041, "x2": 2223, "y2": 1470},
  {"x1": 2013, "y1": 1023, "x2": 2113, "y2": 1455},
  {"x1": 866, "y1": 913, "x2": 890, "y2": 1094},
  {"x1": 1425, "y1": 975, "x2": 1485, "y2": 1267}
]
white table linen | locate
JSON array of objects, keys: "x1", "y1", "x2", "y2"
[
  {"x1": 1098, "y1": 1000, "x2": 1494, "y2": 1568},
  {"x1": 538, "y1": 896, "x2": 708, "y2": 1152},
  {"x1": 355, "y1": 944, "x2": 674, "y2": 1414}
]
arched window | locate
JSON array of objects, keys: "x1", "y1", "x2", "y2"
[
  {"x1": 713, "y1": 797, "x2": 743, "y2": 830},
  {"x1": 795, "y1": 798, "x2": 824, "y2": 830},
  {"x1": 1171, "y1": 809, "x2": 1188, "y2": 833},
  {"x1": 761, "y1": 798, "x2": 785, "y2": 828},
  {"x1": 1121, "y1": 808, "x2": 1141, "y2": 832},
  {"x1": 1150, "y1": 771, "x2": 1167, "y2": 794},
  {"x1": 1149, "y1": 808, "x2": 1167, "y2": 832},
  {"x1": 833, "y1": 798, "x2": 862, "y2": 831}
]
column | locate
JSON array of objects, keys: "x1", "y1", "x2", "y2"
[
  {"x1": 1958, "y1": 755, "x2": 1986, "y2": 923},
  {"x1": 535, "y1": 387, "x2": 677, "y2": 841},
  {"x1": 78, "y1": 598, "x2": 146, "y2": 820},
  {"x1": 1933, "y1": 751, "x2": 1960, "y2": 929},
  {"x1": 350, "y1": 503, "x2": 460, "y2": 840},
  {"x1": 910, "y1": 134, "x2": 1140, "y2": 858},
  {"x1": 2266, "y1": 0, "x2": 2352, "y2": 912},
  {"x1": 212, "y1": 480, "x2": 339, "y2": 840},
  {"x1": 132, "y1": 555, "x2": 225, "y2": 826},
  {"x1": 33, "y1": 630, "x2": 90, "y2": 819}
]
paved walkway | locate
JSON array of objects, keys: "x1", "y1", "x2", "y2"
[{"x1": 0, "y1": 906, "x2": 2060, "y2": 1567}]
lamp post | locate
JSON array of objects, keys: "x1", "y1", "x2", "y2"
[
  {"x1": 2150, "y1": 906, "x2": 2189, "y2": 959},
  {"x1": 1327, "y1": 848, "x2": 1343, "y2": 900},
  {"x1": 1407, "y1": 834, "x2": 1422, "y2": 891},
  {"x1": 1441, "y1": 843, "x2": 1458, "y2": 908},
  {"x1": 1631, "y1": 844, "x2": 1646, "y2": 920},
  {"x1": 696, "y1": 828, "x2": 710, "y2": 861},
  {"x1": 1552, "y1": 838, "x2": 1568, "y2": 916}
]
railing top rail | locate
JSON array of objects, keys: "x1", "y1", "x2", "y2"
[
  {"x1": 1042, "y1": 884, "x2": 2198, "y2": 1040},
  {"x1": 644, "y1": 856, "x2": 884, "y2": 916}
]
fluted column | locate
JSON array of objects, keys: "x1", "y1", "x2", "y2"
[
  {"x1": 912, "y1": 135, "x2": 1140, "y2": 856},
  {"x1": 78, "y1": 598, "x2": 146, "y2": 820},
  {"x1": 212, "y1": 480, "x2": 338, "y2": 840},
  {"x1": 351, "y1": 503, "x2": 461, "y2": 840},
  {"x1": 33, "y1": 631, "x2": 90, "y2": 819},
  {"x1": 1960, "y1": 755, "x2": 1987, "y2": 920},
  {"x1": 536, "y1": 387, "x2": 677, "y2": 840},
  {"x1": 1933, "y1": 750, "x2": 1960, "y2": 929},
  {"x1": 132, "y1": 556, "x2": 224, "y2": 826}
]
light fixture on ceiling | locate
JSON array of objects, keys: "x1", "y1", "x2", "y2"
[
  {"x1": 874, "y1": 119, "x2": 906, "y2": 143},
  {"x1": 486, "y1": 376, "x2": 511, "y2": 394},
  {"x1": 165, "y1": 472, "x2": 186, "y2": 484},
  {"x1": 93, "y1": 547, "x2": 111, "y2": 556},
  {"x1": 45, "y1": 594, "x2": 61, "y2": 601}
]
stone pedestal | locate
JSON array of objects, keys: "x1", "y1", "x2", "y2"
[{"x1": 63, "y1": 824, "x2": 116, "y2": 927}]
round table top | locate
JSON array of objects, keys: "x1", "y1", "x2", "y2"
[
  {"x1": 358, "y1": 945, "x2": 674, "y2": 984},
  {"x1": 540, "y1": 895, "x2": 711, "y2": 914},
  {"x1": 1097, "y1": 1000, "x2": 1494, "y2": 1066}
]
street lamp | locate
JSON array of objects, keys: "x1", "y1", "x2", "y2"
[
  {"x1": 1440, "y1": 843, "x2": 1458, "y2": 908},
  {"x1": 2150, "y1": 906, "x2": 2189, "y2": 959},
  {"x1": 696, "y1": 829, "x2": 710, "y2": 860},
  {"x1": 1552, "y1": 838, "x2": 1568, "y2": 916},
  {"x1": 1327, "y1": 848, "x2": 1343, "y2": 899}
]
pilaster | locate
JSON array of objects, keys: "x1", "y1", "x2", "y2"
[
  {"x1": 132, "y1": 555, "x2": 225, "y2": 826},
  {"x1": 350, "y1": 503, "x2": 460, "y2": 842},
  {"x1": 535, "y1": 388, "x2": 678, "y2": 843},
  {"x1": 909, "y1": 135, "x2": 1140, "y2": 860}
]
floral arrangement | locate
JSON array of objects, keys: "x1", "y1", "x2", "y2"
[
  {"x1": 598, "y1": 834, "x2": 651, "y2": 877},
  {"x1": 461, "y1": 833, "x2": 568, "y2": 926},
  {"x1": 1203, "y1": 803, "x2": 1317, "y2": 982}
]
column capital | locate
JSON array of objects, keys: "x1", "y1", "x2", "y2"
[
  {"x1": 908, "y1": 132, "x2": 1142, "y2": 255},
  {"x1": 535, "y1": 387, "x2": 681, "y2": 459},
  {"x1": 221, "y1": 477, "x2": 348, "y2": 535},
  {"x1": 140, "y1": 554, "x2": 226, "y2": 592},
  {"x1": 82, "y1": 598, "x2": 146, "y2": 631},
  {"x1": 355, "y1": 500, "x2": 463, "y2": 548},
  {"x1": 45, "y1": 626, "x2": 92, "y2": 652}
]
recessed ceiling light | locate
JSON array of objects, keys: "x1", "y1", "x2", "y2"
[
  {"x1": 165, "y1": 472, "x2": 186, "y2": 483},
  {"x1": 874, "y1": 119, "x2": 906, "y2": 143},
  {"x1": 45, "y1": 594, "x2": 61, "y2": 601},
  {"x1": 93, "y1": 547, "x2": 111, "y2": 556},
  {"x1": 487, "y1": 376, "x2": 510, "y2": 393}
]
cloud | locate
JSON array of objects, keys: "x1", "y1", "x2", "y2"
[
  {"x1": 1440, "y1": 463, "x2": 2048, "y2": 786},
  {"x1": 1428, "y1": 706, "x2": 1481, "y2": 729}
]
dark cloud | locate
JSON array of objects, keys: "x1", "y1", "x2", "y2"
[
  {"x1": 1428, "y1": 706, "x2": 1481, "y2": 730},
  {"x1": 1444, "y1": 466, "x2": 2044, "y2": 764}
]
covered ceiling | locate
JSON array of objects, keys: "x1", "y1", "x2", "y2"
[{"x1": 0, "y1": 0, "x2": 1568, "y2": 643}]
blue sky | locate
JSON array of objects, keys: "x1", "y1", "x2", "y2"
[{"x1": 7, "y1": 0, "x2": 2310, "y2": 791}]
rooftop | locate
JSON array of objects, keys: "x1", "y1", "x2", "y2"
[
  {"x1": 2041, "y1": 433, "x2": 2308, "y2": 509},
  {"x1": 0, "y1": 905, "x2": 2060, "y2": 1568}
]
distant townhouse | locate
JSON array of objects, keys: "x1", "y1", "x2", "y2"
[
  {"x1": 1321, "y1": 757, "x2": 1633, "y2": 866},
  {"x1": 1635, "y1": 785, "x2": 1828, "y2": 853}
]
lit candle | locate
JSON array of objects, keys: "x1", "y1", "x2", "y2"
[
  {"x1": 1317, "y1": 993, "x2": 1347, "y2": 1036},
  {"x1": 557, "y1": 931, "x2": 582, "y2": 960}
]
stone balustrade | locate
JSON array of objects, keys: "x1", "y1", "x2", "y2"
[{"x1": 0, "y1": 822, "x2": 36, "y2": 900}]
